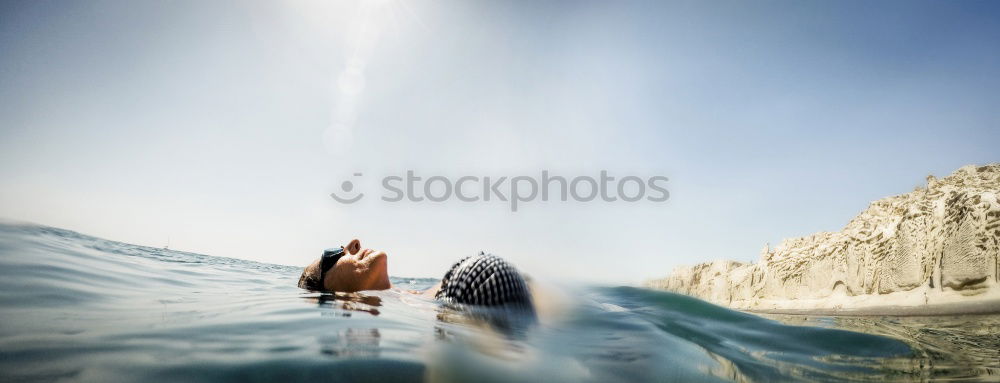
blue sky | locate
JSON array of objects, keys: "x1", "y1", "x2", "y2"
[{"x1": 1, "y1": 0, "x2": 997, "y2": 283}]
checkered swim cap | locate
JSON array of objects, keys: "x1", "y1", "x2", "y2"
[{"x1": 435, "y1": 252, "x2": 533, "y2": 309}]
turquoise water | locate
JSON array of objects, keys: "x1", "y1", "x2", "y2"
[{"x1": 1, "y1": 223, "x2": 997, "y2": 382}]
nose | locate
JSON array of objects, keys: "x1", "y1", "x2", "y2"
[
  {"x1": 357, "y1": 248, "x2": 382, "y2": 261},
  {"x1": 367, "y1": 251, "x2": 387, "y2": 263}
]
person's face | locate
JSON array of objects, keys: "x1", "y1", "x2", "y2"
[{"x1": 318, "y1": 239, "x2": 391, "y2": 292}]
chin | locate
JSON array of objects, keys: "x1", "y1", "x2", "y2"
[{"x1": 368, "y1": 253, "x2": 391, "y2": 289}]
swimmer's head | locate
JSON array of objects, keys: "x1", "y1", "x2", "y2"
[{"x1": 298, "y1": 238, "x2": 391, "y2": 292}]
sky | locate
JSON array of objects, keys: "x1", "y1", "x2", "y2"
[{"x1": 1, "y1": 0, "x2": 998, "y2": 284}]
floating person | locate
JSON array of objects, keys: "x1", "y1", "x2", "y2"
[{"x1": 297, "y1": 239, "x2": 534, "y2": 312}]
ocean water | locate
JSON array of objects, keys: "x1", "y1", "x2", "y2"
[{"x1": 1, "y1": 223, "x2": 997, "y2": 382}]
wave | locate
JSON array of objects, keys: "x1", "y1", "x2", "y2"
[{"x1": 0, "y1": 223, "x2": 996, "y2": 382}]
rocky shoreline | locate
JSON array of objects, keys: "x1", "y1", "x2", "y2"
[{"x1": 648, "y1": 164, "x2": 1000, "y2": 314}]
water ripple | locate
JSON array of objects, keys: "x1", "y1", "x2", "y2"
[{"x1": 1, "y1": 223, "x2": 997, "y2": 382}]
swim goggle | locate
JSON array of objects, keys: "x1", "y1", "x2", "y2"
[{"x1": 318, "y1": 246, "x2": 346, "y2": 285}]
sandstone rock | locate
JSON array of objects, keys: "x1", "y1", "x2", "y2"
[{"x1": 648, "y1": 164, "x2": 1000, "y2": 313}]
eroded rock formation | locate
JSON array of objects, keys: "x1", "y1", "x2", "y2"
[{"x1": 649, "y1": 164, "x2": 1000, "y2": 312}]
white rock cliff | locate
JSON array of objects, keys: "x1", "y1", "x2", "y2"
[{"x1": 648, "y1": 164, "x2": 1000, "y2": 314}]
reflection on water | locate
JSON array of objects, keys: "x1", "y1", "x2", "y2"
[
  {"x1": 320, "y1": 328, "x2": 382, "y2": 358},
  {"x1": 1, "y1": 223, "x2": 998, "y2": 383},
  {"x1": 762, "y1": 313, "x2": 1000, "y2": 381},
  {"x1": 303, "y1": 293, "x2": 383, "y2": 316}
]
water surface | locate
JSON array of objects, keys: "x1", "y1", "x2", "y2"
[{"x1": 1, "y1": 223, "x2": 996, "y2": 382}]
